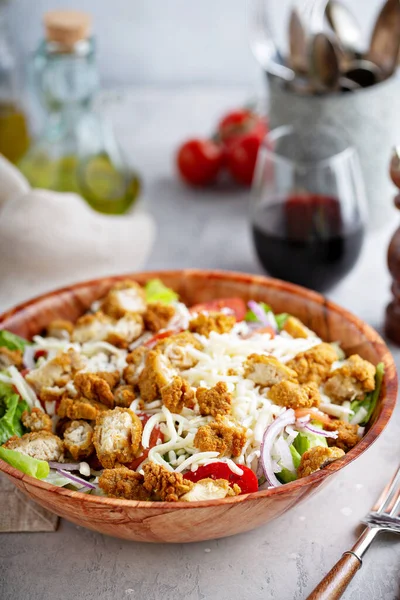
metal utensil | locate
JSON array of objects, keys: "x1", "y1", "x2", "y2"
[
  {"x1": 310, "y1": 33, "x2": 340, "y2": 93},
  {"x1": 248, "y1": 0, "x2": 295, "y2": 81},
  {"x1": 306, "y1": 464, "x2": 400, "y2": 599},
  {"x1": 368, "y1": 0, "x2": 400, "y2": 77},
  {"x1": 288, "y1": 8, "x2": 309, "y2": 75},
  {"x1": 325, "y1": 0, "x2": 363, "y2": 56}
]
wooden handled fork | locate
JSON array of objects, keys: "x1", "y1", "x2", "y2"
[{"x1": 306, "y1": 464, "x2": 400, "y2": 600}]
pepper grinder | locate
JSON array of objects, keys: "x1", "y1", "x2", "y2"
[{"x1": 385, "y1": 148, "x2": 400, "y2": 343}]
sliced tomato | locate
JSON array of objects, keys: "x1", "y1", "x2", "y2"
[
  {"x1": 127, "y1": 415, "x2": 164, "y2": 470},
  {"x1": 20, "y1": 368, "x2": 30, "y2": 378},
  {"x1": 34, "y1": 349, "x2": 47, "y2": 361},
  {"x1": 183, "y1": 463, "x2": 258, "y2": 494},
  {"x1": 144, "y1": 329, "x2": 176, "y2": 348},
  {"x1": 295, "y1": 407, "x2": 333, "y2": 427},
  {"x1": 251, "y1": 326, "x2": 276, "y2": 338},
  {"x1": 190, "y1": 297, "x2": 247, "y2": 321}
]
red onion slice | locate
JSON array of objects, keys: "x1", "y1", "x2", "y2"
[
  {"x1": 260, "y1": 409, "x2": 296, "y2": 487},
  {"x1": 56, "y1": 469, "x2": 96, "y2": 490},
  {"x1": 247, "y1": 301, "x2": 270, "y2": 326},
  {"x1": 299, "y1": 423, "x2": 338, "y2": 439}
]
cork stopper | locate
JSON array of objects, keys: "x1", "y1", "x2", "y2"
[{"x1": 44, "y1": 10, "x2": 92, "y2": 47}]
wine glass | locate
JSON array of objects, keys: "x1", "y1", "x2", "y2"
[{"x1": 251, "y1": 125, "x2": 367, "y2": 292}]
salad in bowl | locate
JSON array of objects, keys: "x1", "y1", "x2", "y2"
[{"x1": 0, "y1": 278, "x2": 384, "y2": 503}]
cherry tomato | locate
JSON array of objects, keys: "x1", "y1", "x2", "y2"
[
  {"x1": 126, "y1": 415, "x2": 164, "y2": 470},
  {"x1": 184, "y1": 463, "x2": 258, "y2": 494},
  {"x1": 226, "y1": 133, "x2": 262, "y2": 186},
  {"x1": 190, "y1": 297, "x2": 247, "y2": 321},
  {"x1": 34, "y1": 349, "x2": 47, "y2": 361},
  {"x1": 248, "y1": 326, "x2": 275, "y2": 338},
  {"x1": 218, "y1": 109, "x2": 268, "y2": 147},
  {"x1": 144, "y1": 329, "x2": 176, "y2": 348},
  {"x1": 177, "y1": 138, "x2": 223, "y2": 186}
]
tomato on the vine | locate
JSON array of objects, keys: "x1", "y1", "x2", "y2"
[
  {"x1": 226, "y1": 133, "x2": 262, "y2": 186},
  {"x1": 184, "y1": 463, "x2": 258, "y2": 494},
  {"x1": 176, "y1": 138, "x2": 223, "y2": 186},
  {"x1": 218, "y1": 109, "x2": 267, "y2": 147}
]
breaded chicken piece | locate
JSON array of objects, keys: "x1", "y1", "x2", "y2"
[
  {"x1": 155, "y1": 331, "x2": 203, "y2": 369},
  {"x1": 138, "y1": 351, "x2": 177, "y2": 403},
  {"x1": 26, "y1": 350, "x2": 86, "y2": 396},
  {"x1": 99, "y1": 467, "x2": 151, "y2": 501},
  {"x1": 100, "y1": 280, "x2": 147, "y2": 319},
  {"x1": 57, "y1": 395, "x2": 108, "y2": 420},
  {"x1": 0, "y1": 347, "x2": 23, "y2": 369},
  {"x1": 74, "y1": 371, "x2": 119, "y2": 409},
  {"x1": 46, "y1": 319, "x2": 74, "y2": 340},
  {"x1": 72, "y1": 312, "x2": 143, "y2": 348},
  {"x1": 194, "y1": 416, "x2": 247, "y2": 457},
  {"x1": 269, "y1": 380, "x2": 321, "y2": 409},
  {"x1": 297, "y1": 445, "x2": 345, "y2": 478},
  {"x1": 63, "y1": 420, "x2": 94, "y2": 460},
  {"x1": 124, "y1": 346, "x2": 149, "y2": 387},
  {"x1": 189, "y1": 313, "x2": 236, "y2": 337},
  {"x1": 144, "y1": 302, "x2": 175, "y2": 333},
  {"x1": 287, "y1": 343, "x2": 338, "y2": 385},
  {"x1": 282, "y1": 316, "x2": 314, "y2": 339},
  {"x1": 196, "y1": 381, "x2": 232, "y2": 417},
  {"x1": 21, "y1": 407, "x2": 52, "y2": 432},
  {"x1": 93, "y1": 407, "x2": 143, "y2": 469},
  {"x1": 142, "y1": 462, "x2": 193, "y2": 502},
  {"x1": 3, "y1": 431, "x2": 64, "y2": 462},
  {"x1": 324, "y1": 355, "x2": 376, "y2": 403},
  {"x1": 161, "y1": 376, "x2": 195, "y2": 413},
  {"x1": 244, "y1": 354, "x2": 298, "y2": 387},
  {"x1": 181, "y1": 478, "x2": 240, "y2": 501},
  {"x1": 114, "y1": 384, "x2": 136, "y2": 408},
  {"x1": 324, "y1": 419, "x2": 359, "y2": 452}
]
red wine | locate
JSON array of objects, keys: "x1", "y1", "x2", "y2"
[{"x1": 252, "y1": 194, "x2": 364, "y2": 292}]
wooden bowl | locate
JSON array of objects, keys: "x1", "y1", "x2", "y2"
[{"x1": 0, "y1": 270, "x2": 397, "y2": 543}]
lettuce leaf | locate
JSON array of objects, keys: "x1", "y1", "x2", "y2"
[
  {"x1": 245, "y1": 302, "x2": 271, "y2": 322},
  {"x1": 0, "y1": 382, "x2": 28, "y2": 445},
  {"x1": 275, "y1": 313, "x2": 290, "y2": 330},
  {"x1": 0, "y1": 330, "x2": 30, "y2": 352},
  {"x1": 350, "y1": 362, "x2": 384, "y2": 426},
  {"x1": 145, "y1": 279, "x2": 178, "y2": 304},
  {"x1": 293, "y1": 430, "x2": 327, "y2": 456},
  {"x1": 0, "y1": 446, "x2": 49, "y2": 479},
  {"x1": 277, "y1": 445, "x2": 302, "y2": 484}
]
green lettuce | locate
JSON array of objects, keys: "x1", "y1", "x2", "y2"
[
  {"x1": 275, "y1": 313, "x2": 290, "y2": 330},
  {"x1": 0, "y1": 330, "x2": 30, "y2": 352},
  {"x1": 245, "y1": 302, "x2": 271, "y2": 322},
  {"x1": 0, "y1": 446, "x2": 49, "y2": 479},
  {"x1": 0, "y1": 382, "x2": 28, "y2": 445},
  {"x1": 350, "y1": 362, "x2": 384, "y2": 426},
  {"x1": 145, "y1": 279, "x2": 178, "y2": 304},
  {"x1": 277, "y1": 444, "x2": 302, "y2": 484},
  {"x1": 293, "y1": 429, "x2": 327, "y2": 456}
]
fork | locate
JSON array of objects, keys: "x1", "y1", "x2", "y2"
[{"x1": 306, "y1": 464, "x2": 400, "y2": 599}]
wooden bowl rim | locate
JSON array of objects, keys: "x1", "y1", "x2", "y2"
[{"x1": 0, "y1": 268, "x2": 397, "y2": 510}]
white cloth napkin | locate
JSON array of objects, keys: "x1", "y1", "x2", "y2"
[{"x1": 0, "y1": 155, "x2": 156, "y2": 311}]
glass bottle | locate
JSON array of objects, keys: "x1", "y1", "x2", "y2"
[
  {"x1": 19, "y1": 10, "x2": 140, "y2": 214},
  {"x1": 0, "y1": 0, "x2": 29, "y2": 163}
]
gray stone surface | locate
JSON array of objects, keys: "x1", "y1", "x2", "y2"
[{"x1": 1, "y1": 88, "x2": 400, "y2": 600}]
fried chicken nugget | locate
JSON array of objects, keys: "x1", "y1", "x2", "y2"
[
  {"x1": 46, "y1": 319, "x2": 74, "y2": 340},
  {"x1": 144, "y1": 302, "x2": 175, "y2": 333},
  {"x1": 93, "y1": 407, "x2": 143, "y2": 469},
  {"x1": 0, "y1": 347, "x2": 23, "y2": 369},
  {"x1": 138, "y1": 351, "x2": 176, "y2": 403},
  {"x1": 99, "y1": 467, "x2": 151, "y2": 500},
  {"x1": 63, "y1": 420, "x2": 94, "y2": 460},
  {"x1": 100, "y1": 280, "x2": 147, "y2": 319},
  {"x1": 57, "y1": 395, "x2": 108, "y2": 420},
  {"x1": 3, "y1": 431, "x2": 64, "y2": 462},
  {"x1": 189, "y1": 313, "x2": 235, "y2": 337},
  {"x1": 244, "y1": 354, "x2": 298, "y2": 387},
  {"x1": 297, "y1": 446, "x2": 345, "y2": 478},
  {"x1": 324, "y1": 420, "x2": 359, "y2": 452},
  {"x1": 114, "y1": 384, "x2": 136, "y2": 408},
  {"x1": 123, "y1": 346, "x2": 149, "y2": 387},
  {"x1": 161, "y1": 376, "x2": 195, "y2": 413},
  {"x1": 142, "y1": 462, "x2": 193, "y2": 502},
  {"x1": 74, "y1": 371, "x2": 119, "y2": 409},
  {"x1": 26, "y1": 349, "x2": 86, "y2": 395},
  {"x1": 282, "y1": 316, "x2": 314, "y2": 339},
  {"x1": 21, "y1": 407, "x2": 52, "y2": 433},
  {"x1": 269, "y1": 380, "x2": 321, "y2": 409},
  {"x1": 155, "y1": 331, "x2": 203, "y2": 369},
  {"x1": 287, "y1": 343, "x2": 338, "y2": 385},
  {"x1": 324, "y1": 355, "x2": 376, "y2": 403},
  {"x1": 196, "y1": 381, "x2": 232, "y2": 417},
  {"x1": 194, "y1": 416, "x2": 247, "y2": 457}
]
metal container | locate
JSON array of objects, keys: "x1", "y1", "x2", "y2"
[{"x1": 267, "y1": 72, "x2": 400, "y2": 229}]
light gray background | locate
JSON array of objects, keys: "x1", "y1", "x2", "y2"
[{"x1": 7, "y1": 0, "x2": 381, "y2": 87}]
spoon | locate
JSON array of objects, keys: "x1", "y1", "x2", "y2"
[
  {"x1": 368, "y1": 0, "x2": 400, "y2": 77},
  {"x1": 310, "y1": 33, "x2": 340, "y2": 93},
  {"x1": 288, "y1": 8, "x2": 309, "y2": 75},
  {"x1": 325, "y1": 0, "x2": 363, "y2": 56}
]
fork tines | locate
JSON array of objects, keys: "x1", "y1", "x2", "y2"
[{"x1": 364, "y1": 464, "x2": 400, "y2": 531}]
